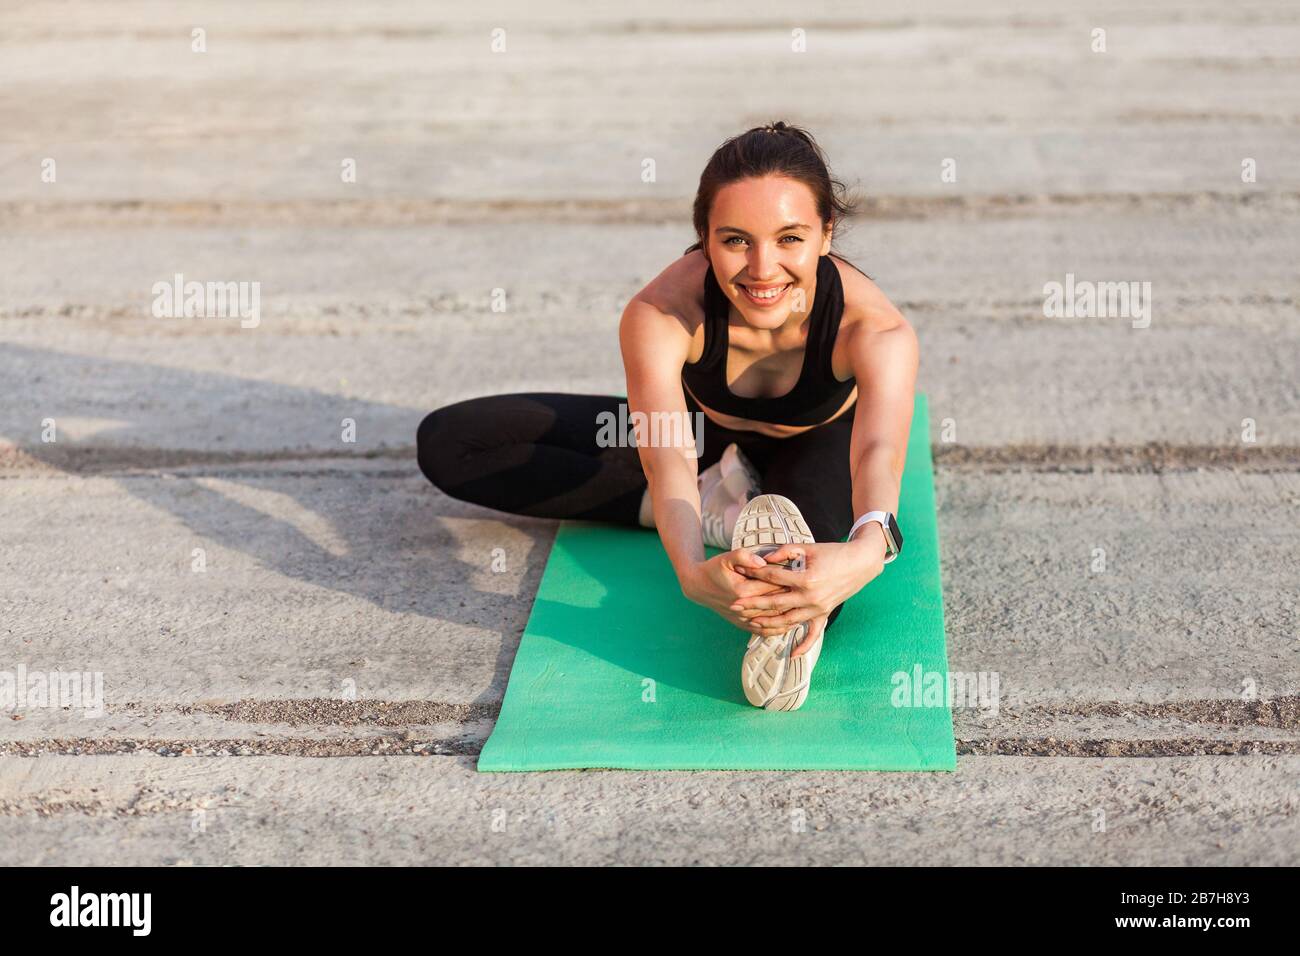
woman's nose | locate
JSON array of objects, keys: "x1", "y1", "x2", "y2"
[{"x1": 747, "y1": 245, "x2": 780, "y2": 281}]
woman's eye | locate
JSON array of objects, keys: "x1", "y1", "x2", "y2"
[{"x1": 723, "y1": 235, "x2": 802, "y2": 245}]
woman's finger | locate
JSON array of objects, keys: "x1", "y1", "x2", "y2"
[
  {"x1": 735, "y1": 605, "x2": 792, "y2": 622},
  {"x1": 737, "y1": 563, "x2": 804, "y2": 588},
  {"x1": 760, "y1": 543, "x2": 807, "y2": 568},
  {"x1": 733, "y1": 601, "x2": 803, "y2": 622},
  {"x1": 729, "y1": 611, "x2": 788, "y2": 637},
  {"x1": 750, "y1": 605, "x2": 818, "y2": 630},
  {"x1": 790, "y1": 615, "x2": 827, "y2": 658},
  {"x1": 732, "y1": 578, "x2": 790, "y2": 600},
  {"x1": 734, "y1": 604, "x2": 792, "y2": 620},
  {"x1": 726, "y1": 548, "x2": 768, "y2": 570},
  {"x1": 730, "y1": 587, "x2": 799, "y2": 613}
]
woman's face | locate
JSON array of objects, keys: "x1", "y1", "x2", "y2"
[{"x1": 706, "y1": 175, "x2": 832, "y2": 329}]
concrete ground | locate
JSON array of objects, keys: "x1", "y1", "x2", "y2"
[{"x1": 1, "y1": 1, "x2": 1296, "y2": 865}]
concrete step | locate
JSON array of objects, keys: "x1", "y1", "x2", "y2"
[{"x1": 0, "y1": 754, "x2": 1295, "y2": 865}]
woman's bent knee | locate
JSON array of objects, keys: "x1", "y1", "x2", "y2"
[
  {"x1": 416, "y1": 405, "x2": 467, "y2": 491},
  {"x1": 417, "y1": 394, "x2": 520, "y2": 491}
]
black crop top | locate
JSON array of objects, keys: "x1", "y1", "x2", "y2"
[{"x1": 681, "y1": 253, "x2": 857, "y2": 427}]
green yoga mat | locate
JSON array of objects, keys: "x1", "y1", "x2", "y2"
[{"x1": 477, "y1": 393, "x2": 956, "y2": 771}]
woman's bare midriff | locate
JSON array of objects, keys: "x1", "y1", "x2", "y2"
[{"x1": 683, "y1": 377, "x2": 858, "y2": 438}]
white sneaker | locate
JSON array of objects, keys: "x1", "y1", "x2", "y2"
[
  {"x1": 730, "y1": 493, "x2": 823, "y2": 711},
  {"x1": 699, "y1": 443, "x2": 760, "y2": 550}
]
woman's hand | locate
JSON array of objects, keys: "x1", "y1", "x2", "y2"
[
  {"x1": 680, "y1": 550, "x2": 793, "y2": 635},
  {"x1": 727, "y1": 536, "x2": 888, "y2": 645},
  {"x1": 793, "y1": 613, "x2": 830, "y2": 658}
]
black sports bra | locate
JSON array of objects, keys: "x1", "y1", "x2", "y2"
[{"x1": 681, "y1": 253, "x2": 857, "y2": 427}]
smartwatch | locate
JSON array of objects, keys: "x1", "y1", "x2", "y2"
[{"x1": 847, "y1": 511, "x2": 903, "y2": 563}]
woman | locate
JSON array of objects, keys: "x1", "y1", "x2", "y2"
[{"x1": 418, "y1": 121, "x2": 918, "y2": 712}]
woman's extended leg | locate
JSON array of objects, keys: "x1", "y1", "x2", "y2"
[{"x1": 417, "y1": 392, "x2": 661, "y2": 523}]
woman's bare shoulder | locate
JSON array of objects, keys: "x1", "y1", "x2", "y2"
[
  {"x1": 827, "y1": 253, "x2": 917, "y2": 383},
  {"x1": 630, "y1": 248, "x2": 708, "y2": 320},
  {"x1": 829, "y1": 253, "x2": 910, "y2": 335},
  {"x1": 625, "y1": 249, "x2": 709, "y2": 353}
]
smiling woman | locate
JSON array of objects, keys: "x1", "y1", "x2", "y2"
[{"x1": 417, "y1": 121, "x2": 919, "y2": 712}]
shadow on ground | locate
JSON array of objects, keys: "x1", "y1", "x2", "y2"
[{"x1": 3, "y1": 343, "x2": 578, "y2": 705}]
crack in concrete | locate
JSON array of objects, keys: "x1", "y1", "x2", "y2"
[
  {"x1": 85, "y1": 695, "x2": 1300, "y2": 731},
  {"x1": 2, "y1": 190, "x2": 1296, "y2": 229},
  {"x1": 5, "y1": 697, "x2": 1293, "y2": 761},
  {"x1": 0, "y1": 19, "x2": 1088, "y2": 44},
  {"x1": 167, "y1": 698, "x2": 501, "y2": 727},
  {"x1": 958, "y1": 738, "x2": 1300, "y2": 757},
  {"x1": 111, "y1": 696, "x2": 1300, "y2": 730},
  {"x1": 4, "y1": 291, "x2": 1293, "y2": 331},
  {"x1": 932, "y1": 443, "x2": 1300, "y2": 474},
  {"x1": 2, "y1": 735, "x2": 1296, "y2": 759},
  {"x1": 1011, "y1": 697, "x2": 1300, "y2": 729},
  {"x1": 12, "y1": 10, "x2": 1300, "y2": 45},
  {"x1": 0, "y1": 790, "x2": 233, "y2": 818},
  {"x1": 5, "y1": 442, "x2": 1299, "y2": 478},
  {"x1": 0, "y1": 444, "x2": 413, "y2": 476},
  {"x1": 0, "y1": 738, "x2": 479, "y2": 758}
]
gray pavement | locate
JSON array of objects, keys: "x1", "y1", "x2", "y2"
[
  {"x1": 2, "y1": 755, "x2": 1295, "y2": 866},
  {"x1": 0, "y1": 0, "x2": 1296, "y2": 865}
]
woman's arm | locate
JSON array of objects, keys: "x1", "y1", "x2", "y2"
[
  {"x1": 619, "y1": 291, "x2": 792, "y2": 633},
  {"x1": 728, "y1": 292, "x2": 920, "y2": 634},
  {"x1": 842, "y1": 302, "x2": 920, "y2": 569},
  {"x1": 618, "y1": 295, "x2": 707, "y2": 587}
]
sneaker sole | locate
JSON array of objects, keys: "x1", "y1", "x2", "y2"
[
  {"x1": 731, "y1": 493, "x2": 818, "y2": 710},
  {"x1": 757, "y1": 631, "x2": 823, "y2": 712}
]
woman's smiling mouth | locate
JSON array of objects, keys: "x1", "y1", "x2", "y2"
[{"x1": 738, "y1": 282, "x2": 793, "y2": 307}]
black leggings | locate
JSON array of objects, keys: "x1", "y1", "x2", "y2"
[{"x1": 416, "y1": 391, "x2": 856, "y2": 630}]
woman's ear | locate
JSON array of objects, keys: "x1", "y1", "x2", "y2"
[{"x1": 819, "y1": 227, "x2": 833, "y2": 256}]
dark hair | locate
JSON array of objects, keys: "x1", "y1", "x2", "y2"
[{"x1": 682, "y1": 121, "x2": 868, "y2": 278}]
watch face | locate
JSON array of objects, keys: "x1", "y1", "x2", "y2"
[{"x1": 887, "y1": 513, "x2": 903, "y2": 555}]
